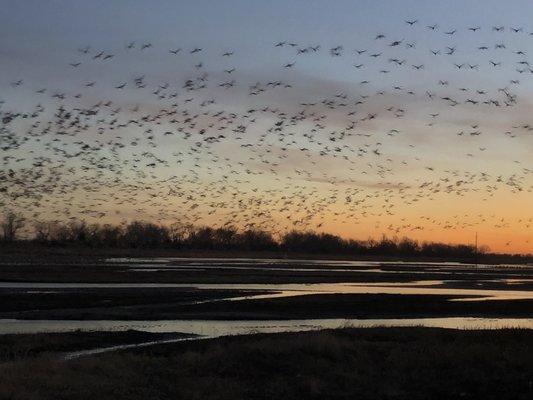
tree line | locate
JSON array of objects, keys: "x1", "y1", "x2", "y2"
[{"x1": 1, "y1": 211, "x2": 530, "y2": 260}]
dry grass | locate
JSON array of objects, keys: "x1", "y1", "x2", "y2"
[
  {"x1": 0, "y1": 327, "x2": 532, "y2": 399},
  {"x1": 0, "y1": 330, "x2": 189, "y2": 362}
]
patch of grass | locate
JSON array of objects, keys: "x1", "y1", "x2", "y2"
[
  {"x1": 1, "y1": 327, "x2": 532, "y2": 399},
  {"x1": 0, "y1": 330, "x2": 189, "y2": 362}
]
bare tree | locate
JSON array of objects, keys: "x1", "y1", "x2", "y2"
[
  {"x1": 1, "y1": 211, "x2": 25, "y2": 242},
  {"x1": 33, "y1": 220, "x2": 53, "y2": 241},
  {"x1": 169, "y1": 222, "x2": 192, "y2": 243}
]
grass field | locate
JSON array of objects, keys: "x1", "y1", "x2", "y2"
[
  {"x1": 1, "y1": 327, "x2": 532, "y2": 399},
  {"x1": 0, "y1": 330, "x2": 191, "y2": 362}
]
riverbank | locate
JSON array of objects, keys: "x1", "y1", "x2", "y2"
[{"x1": 1, "y1": 327, "x2": 532, "y2": 399}]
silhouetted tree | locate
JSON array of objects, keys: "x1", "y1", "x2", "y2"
[
  {"x1": 4, "y1": 217, "x2": 526, "y2": 260},
  {"x1": 123, "y1": 221, "x2": 170, "y2": 248},
  {"x1": 1, "y1": 211, "x2": 25, "y2": 242},
  {"x1": 240, "y1": 229, "x2": 277, "y2": 251},
  {"x1": 33, "y1": 220, "x2": 55, "y2": 242},
  {"x1": 398, "y1": 237, "x2": 419, "y2": 255}
]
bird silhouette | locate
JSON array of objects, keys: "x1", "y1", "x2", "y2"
[{"x1": 0, "y1": 17, "x2": 531, "y2": 251}]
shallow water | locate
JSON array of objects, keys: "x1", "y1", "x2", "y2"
[
  {"x1": 2, "y1": 280, "x2": 533, "y2": 301},
  {"x1": 2, "y1": 258, "x2": 533, "y2": 343},
  {"x1": 105, "y1": 257, "x2": 533, "y2": 268},
  {"x1": 3, "y1": 317, "x2": 533, "y2": 337}
]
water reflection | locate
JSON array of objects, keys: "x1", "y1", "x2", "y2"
[
  {"x1": 3, "y1": 317, "x2": 533, "y2": 337},
  {"x1": 2, "y1": 280, "x2": 533, "y2": 301},
  {"x1": 2, "y1": 258, "x2": 533, "y2": 343}
]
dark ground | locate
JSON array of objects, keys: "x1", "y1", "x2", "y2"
[
  {"x1": 3, "y1": 292, "x2": 533, "y2": 320},
  {"x1": 0, "y1": 329, "x2": 191, "y2": 362},
  {"x1": 1, "y1": 327, "x2": 532, "y2": 400},
  {"x1": 0, "y1": 287, "x2": 268, "y2": 319}
]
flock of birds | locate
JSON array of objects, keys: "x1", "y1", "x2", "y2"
[{"x1": 1, "y1": 20, "x2": 532, "y2": 250}]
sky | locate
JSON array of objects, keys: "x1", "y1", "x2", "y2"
[{"x1": 0, "y1": 0, "x2": 532, "y2": 253}]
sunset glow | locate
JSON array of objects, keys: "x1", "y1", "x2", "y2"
[{"x1": 1, "y1": 0, "x2": 532, "y2": 254}]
